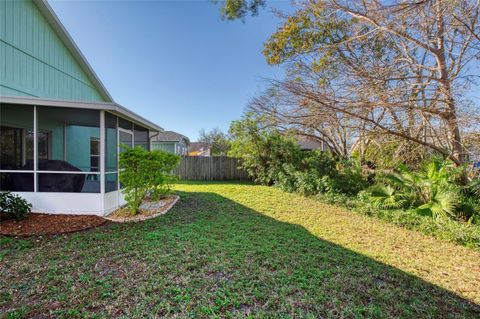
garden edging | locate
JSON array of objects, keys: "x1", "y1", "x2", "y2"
[{"x1": 104, "y1": 195, "x2": 180, "y2": 223}]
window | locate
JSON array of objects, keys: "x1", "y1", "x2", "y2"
[
  {"x1": 0, "y1": 126, "x2": 26, "y2": 169},
  {"x1": 0, "y1": 104, "x2": 34, "y2": 170},
  {"x1": 37, "y1": 131, "x2": 50, "y2": 160},
  {"x1": 26, "y1": 130, "x2": 49, "y2": 160},
  {"x1": 0, "y1": 104, "x2": 34, "y2": 191},
  {"x1": 90, "y1": 138, "x2": 100, "y2": 172}
]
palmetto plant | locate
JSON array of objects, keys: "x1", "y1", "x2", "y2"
[
  {"x1": 469, "y1": 178, "x2": 480, "y2": 196},
  {"x1": 380, "y1": 158, "x2": 462, "y2": 220},
  {"x1": 416, "y1": 185, "x2": 460, "y2": 220},
  {"x1": 368, "y1": 185, "x2": 408, "y2": 209}
]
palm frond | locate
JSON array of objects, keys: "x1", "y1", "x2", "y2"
[
  {"x1": 417, "y1": 186, "x2": 460, "y2": 220},
  {"x1": 368, "y1": 184, "x2": 408, "y2": 210},
  {"x1": 469, "y1": 179, "x2": 480, "y2": 196}
]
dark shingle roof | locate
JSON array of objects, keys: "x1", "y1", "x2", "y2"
[{"x1": 151, "y1": 131, "x2": 189, "y2": 144}]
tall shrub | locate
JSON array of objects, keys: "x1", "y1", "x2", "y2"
[
  {"x1": 229, "y1": 114, "x2": 305, "y2": 185},
  {"x1": 119, "y1": 147, "x2": 180, "y2": 214}
]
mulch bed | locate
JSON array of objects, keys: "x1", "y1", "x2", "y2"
[{"x1": 0, "y1": 213, "x2": 107, "y2": 236}]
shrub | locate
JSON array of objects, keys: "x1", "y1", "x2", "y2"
[
  {"x1": 371, "y1": 157, "x2": 476, "y2": 222},
  {"x1": 331, "y1": 159, "x2": 371, "y2": 195},
  {"x1": 0, "y1": 192, "x2": 32, "y2": 220},
  {"x1": 229, "y1": 113, "x2": 305, "y2": 185},
  {"x1": 356, "y1": 136, "x2": 431, "y2": 170},
  {"x1": 119, "y1": 147, "x2": 180, "y2": 214}
]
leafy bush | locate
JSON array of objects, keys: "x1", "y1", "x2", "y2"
[
  {"x1": 0, "y1": 192, "x2": 32, "y2": 220},
  {"x1": 229, "y1": 114, "x2": 306, "y2": 185},
  {"x1": 332, "y1": 159, "x2": 371, "y2": 195},
  {"x1": 275, "y1": 152, "x2": 340, "y2": 195},
  {"x1": 354, "y1": 136, "x2": 431, "y2": 170},
  {"x1": 119, "y1": 147, "x2": 180, "y2": 214}
]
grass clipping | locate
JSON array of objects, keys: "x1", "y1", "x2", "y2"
[{"x1": 105, "y1": 195, "x2": 179, "y2": 223}]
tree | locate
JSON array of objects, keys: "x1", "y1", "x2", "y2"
[
  {"x1": 198, "y1": 127, "x2": 231, "y2": 156},
  {"x1": 260, "y1": 0, "x2": 480, "y2": 166},
  {"x1": 247, "y1": 86, "x2": 361, "y2": 158},
  {"x1": 229, "y1": 113, "x2": 305, "y2": 184},
  {"x1": 214, "y1": 0, "x2": 266, "y2": 20}
]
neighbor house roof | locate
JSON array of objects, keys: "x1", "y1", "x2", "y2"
[
  {"x1": 151, "y1": 131, "x2": 190, "y2": 144},
  {"x1": 33, "y1": 0, "x2": 113, "y2": 102}
]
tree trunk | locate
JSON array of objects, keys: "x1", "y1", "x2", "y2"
[{"x1": 434, "y1": 0, "x2": 464, "y2": 165}]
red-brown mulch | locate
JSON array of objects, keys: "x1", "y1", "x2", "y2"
[{"x1": 0, "y1": 213, "x2": 107, "y2": 236}]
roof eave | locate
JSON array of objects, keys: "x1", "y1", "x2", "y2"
[{"x1": 0, "y1": 96, "x2": 163, "y2": 132}]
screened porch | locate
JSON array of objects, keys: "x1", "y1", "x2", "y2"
[{"x1": 0, "y1": 103, "x2": 152, "y2": 215}]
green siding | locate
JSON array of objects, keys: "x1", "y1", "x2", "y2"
[
  {"x1": 66, "y1": 126, "x2": 99, "y2": 171},
  {"x1": 0, "y1": 0, "x2": 106, "y2": 102}
]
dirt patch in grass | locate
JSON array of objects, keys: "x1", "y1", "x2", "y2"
[
  {"x1": 105, "y1": 195, "x2": 179, "y2": 223},
  {"x1": 0, "y1": 213, "x2": 107, "y2": 236}
]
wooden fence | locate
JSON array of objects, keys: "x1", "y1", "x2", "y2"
[{"x1": 174, "y1": 156, "x2": 249, "y2": 181}]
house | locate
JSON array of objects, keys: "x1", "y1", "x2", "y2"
[
  {"x1": 0, "y1": 0, "x2": 163, "y2": 216},
  {"x1": 150, "y1": 131, "x2": 189, "y2": 155},
  {"x1": 188, "y1": 142, "x2": 211, "y2": 157},
  {"x1": 296, "y1": 135, "x2": 328, "y2": 151}
]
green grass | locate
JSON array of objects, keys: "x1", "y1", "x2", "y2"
[{"x1": 1, "y1": 181, "x2": 479, "y2": 318}]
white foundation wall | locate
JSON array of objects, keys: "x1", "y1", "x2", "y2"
[
  {"x1": 14, "y1": 191, "x2": 126, "y2": 216},
  {"x1": 104, "y1": 190, "x2": 127, "y2": 215}
]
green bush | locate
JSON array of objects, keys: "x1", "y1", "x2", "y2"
[
  {"x1": 228, "y1": 114, "x2": 479, "y2": 247},
  {"x1": 332, "y1": 159, "x2": 371, "y2": 195},
  {"x1": 0, "y1": 192, "x2": 32, "y2": 221},
  {"x1": 119, "y1": 146, "x2": 180, "y2": 214}
]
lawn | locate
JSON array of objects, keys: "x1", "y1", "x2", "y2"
[{"x1": 1, "y1": 182, "x2": 479, "y2": 318}]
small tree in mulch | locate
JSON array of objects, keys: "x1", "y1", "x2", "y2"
[
  {"x1": 119, "y1": 146, "x2": 180, "y2": 215},
  {"x1": 0, "y1": 191, "x2": 32, "y2": 221}
]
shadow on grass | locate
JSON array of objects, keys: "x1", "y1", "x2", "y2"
[{"x1": 1, "y1": 190, "x2": 479, "y2": 318}]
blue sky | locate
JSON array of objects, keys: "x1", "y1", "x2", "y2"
[{"x1": 49, "y1": 0, "x2": 290, "y2": 140}]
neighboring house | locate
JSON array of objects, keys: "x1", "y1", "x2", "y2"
[
  {"x1": 296, "y1": 135, "x2": 328, "y2": 151},
  {"x1": 150, "y1": 131, "x2": 189, "y2": 155},
  {"x1": 0, "y1": 0, "x2": 163, "y2": 215},
  {"x1": 188, "y1": 142, "x2": 211, "y2": 157}
]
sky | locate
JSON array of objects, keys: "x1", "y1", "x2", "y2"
[{"x1": 49, "y1": 0, "x2": 291, "y2": 141}]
